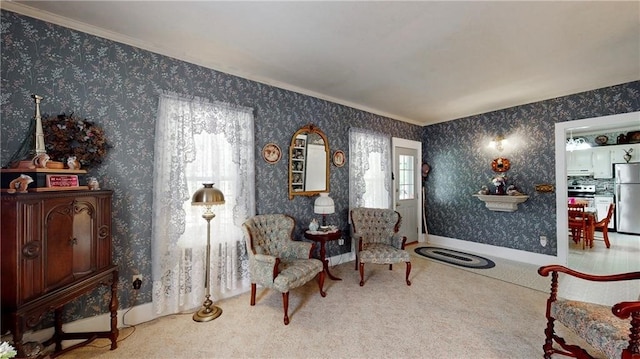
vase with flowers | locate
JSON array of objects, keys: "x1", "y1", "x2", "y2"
[
  {"x1": 492, "y1": 174, "x2": 507, "y2": 195},
  {"x1": 42, "y1": 113, "x2": 110, "y2": 169},
  {"x1": 0, "y1": 341, "x2": 16, "y2": 359}
]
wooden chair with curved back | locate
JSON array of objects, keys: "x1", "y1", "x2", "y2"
[
  {"x1": 568, "y1": 203, "x2": 588, "y2": 249},
  {"x1": 594, "y1": 203, "x2": 615, "y2": 249},
  {"x1": 539, "y1": 265, "x2": 640, "y2": 359}
]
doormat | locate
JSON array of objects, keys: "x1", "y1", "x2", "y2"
[{"x1": 414, "y1": 247, "x2": 495, "y2": 269}]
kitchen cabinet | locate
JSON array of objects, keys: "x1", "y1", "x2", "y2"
[
  {"x1": 611, "y1": 143, "x2": 640, "y2": 164},
  {"x1": 567, "y1": 149, "x2": 593, "y2": 176},
  {"x1": 592, "y1": 148, "x2": 613, "y2": 179},
  {"x1": 1, "y1": 190, "x2": 118, "y2": 357}
]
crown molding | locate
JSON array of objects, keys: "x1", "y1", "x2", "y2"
[{"x1": 1, "y1": 1, "x2": 422, "y2": 127}]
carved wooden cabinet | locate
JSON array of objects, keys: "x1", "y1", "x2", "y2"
[{"x1": 1, "y1": 190, "x2": 118, "y2": 357}]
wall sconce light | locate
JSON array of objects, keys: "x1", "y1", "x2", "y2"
[{"x1": 488, "y1": 135, "x2": 507, "y2": 152}]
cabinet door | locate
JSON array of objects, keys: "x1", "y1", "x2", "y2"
[
  {"x1": 611, "y1": 143, "x2": 640, "y2": 163},
  {"x1": 567, "y1": 149, "x2": 593, "y2": 175},
  {"x1": 72, "y1": 198, "x2": 97, "y2": 276},
  {"x1": 44, "y1": 198, "x2": 76, "y2": 291},
  {"x1": 592, "y1": 148, "x2": 612, "y2": 178},
  {"x1": 43, "y1": 196, "x2": 97, "y2": 292}
]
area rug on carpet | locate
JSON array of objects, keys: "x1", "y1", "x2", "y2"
[
  {"x1": 414, "y1": 246, "x2": 495, "y2": 269},
  {"x1": 410, "y1": 244, "x2": 550, "y2": 293}
]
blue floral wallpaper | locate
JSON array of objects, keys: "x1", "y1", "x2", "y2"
[
  {"x1": 423, "y1": 81, "x2": 640, "y2": 254},
  {"x1": 0, "y1": 11, "x2": 422, "y2": 322}
]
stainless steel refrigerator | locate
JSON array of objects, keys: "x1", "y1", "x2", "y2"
[{"x1": 615, "y1": 163, "x2": 640, "y2": 234}]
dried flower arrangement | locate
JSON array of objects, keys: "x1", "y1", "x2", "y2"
[{"x1": 42, "y1": 113, "x2": 109, "y2": 169}]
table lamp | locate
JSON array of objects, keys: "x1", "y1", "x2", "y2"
[
  {"x1": 314, "y1": 192, "x2": 335, "y2": 227},
  {"x1": 191, "y1": 183, "x2": 225, "y2": 322}
]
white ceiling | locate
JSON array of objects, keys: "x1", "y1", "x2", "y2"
[{"x1": 3, "y1": 1, "x2": 640, "y2": 126}]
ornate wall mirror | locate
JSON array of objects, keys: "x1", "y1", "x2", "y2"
[{"x1": 289, "y1": 124, "x2": 330, "y2": 199}]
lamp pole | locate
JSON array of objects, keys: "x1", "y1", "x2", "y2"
[{"x1": 193, "y1": 206, "x2": 222, "y2": 322}]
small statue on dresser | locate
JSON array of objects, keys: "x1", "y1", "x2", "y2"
[
  {"x1": 7, "y1": 174, "x2": 34, "y2": 193},
  {"x1": 67, "y1": 156, "x2": 81, "y2": 170}
]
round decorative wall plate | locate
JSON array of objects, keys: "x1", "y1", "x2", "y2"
[
  {"x1": 491, "y1": 157, "x2": 510, "y2": 172},
  {"x1": 262, "y1": 143, "x2": 281, "y2": 164},
  {"x1": 333, "y1": 150, "x2": 345, "y2": 167},
  {"x1": 595, "y1": 135, "x2": 608, "y2": 145}
]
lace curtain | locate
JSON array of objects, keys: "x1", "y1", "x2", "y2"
[
  {"x1": 348, "y1": 127, "x2": 392, "y2": 210},
  {"x1": 151, "y1": 92, "x2": 255, "y2": 316}
]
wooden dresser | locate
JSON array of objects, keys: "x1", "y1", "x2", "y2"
[{"x1": 1, "y1": 190, "x2": 118, "y2": 358}]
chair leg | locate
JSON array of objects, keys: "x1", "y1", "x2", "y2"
[
  {"x1": 388, "y1": 264, "x2": 393, "y2": 270},
  {"x1": 318, "y1": 271, "x2": 326, "y2": 297},
  {"x1": 543, "y1": 316, "x2": 556, "y2": 359},
  {"x1": 602, "y1": 227, "x2": 611, "y2": 248},
  {"x1": 359, "y1": 262, "x2": 365, "y2": 286},
  {"x1": 282, "y1": 292, "x2": 290, "y2": 325},
  {"x1": 250, "y1": 283, "x2": 256, "y2": 306},
  {"x1": 405, "y1": 261, "x2": 412, "y2": 286}
]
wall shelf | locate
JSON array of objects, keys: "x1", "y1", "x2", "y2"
[{"x1": 473, "y1": 194, "x2": 529, "y2": 212}]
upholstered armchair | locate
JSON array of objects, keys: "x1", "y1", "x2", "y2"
[
  {"x1": 242, "y1": 214, "x2": 326, "y2": 325},
  {"x1": 538, "y1": 265, "x2": 640, "y2": 359},
  {"x1": 350, "y1": 207, "x2": 411, "y2": 287}
]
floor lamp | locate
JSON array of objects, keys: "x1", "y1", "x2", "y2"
[{"x1": 191, "y1": 183, "x2": 225, "y2": 322}]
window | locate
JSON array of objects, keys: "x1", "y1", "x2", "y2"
[
  {"x1": 151, "y1": 92, "x2": 255, "y2": 316},
  {"x1": 349, "y1": 128, "x2": 391, "y2": 210}
]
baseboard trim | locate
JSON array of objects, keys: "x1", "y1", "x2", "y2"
[
  {"x1": 425, "y1": 235, "x2": 561, "y2": 267},
  {"x1": 328, "y1": 251, "x2": 355, "y2": 266}
]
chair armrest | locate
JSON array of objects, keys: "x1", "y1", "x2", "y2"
[
  {"x1": 391, "y1": 234, "x2": 407, "y2": 249},
  {"x1": 254, "y1": 253, "x2": 277, "y2": 265},
  {"x1": 613, "y1": 301, "x2": 640, "y2": 319},
  {"x1": 250, "y1": 254, "x2": 280, "y2": 282},
  {"x1": 279, "y1": 240, "x2": 314, "y2": 260},
  {"x1": 538, "y1": 265, "x2": 640, "y2": 282}
]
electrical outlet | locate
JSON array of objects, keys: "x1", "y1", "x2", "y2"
[
  {"x1": 540, "y1": 236, "x2": 548, "y2": 247},
  {"x1": 338, "y1": 238, "x2": 344, "y2": 245},
  {"x1": 132, "y1": 275, "x2": 142, "y2": 290}
]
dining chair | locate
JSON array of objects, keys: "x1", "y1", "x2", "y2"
[
  {"x1": 594, "y1": 203, "x2": 615, "y2": 249},
  {"x1": 568, "y1": 203, "x2": 588, "y2": 249}
]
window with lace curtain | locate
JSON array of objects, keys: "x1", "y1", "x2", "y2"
[
  {"x1": 151, "y1": 92, "x2": 255, "y2": 316},
  {"x1": 349, "y1": 127, "x2": 392, "y2": 210}
]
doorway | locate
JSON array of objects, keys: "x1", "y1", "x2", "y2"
[
  {"x1": 392, "y1": 138, "x2": 422, "y2": 244},
  {"x1": 555, "y1": 111, "x2": 640, "y2": 270}
]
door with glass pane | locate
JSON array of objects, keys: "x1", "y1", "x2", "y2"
[{"x1": 392, "y1": 138, "x2": 422, "y2": 244}]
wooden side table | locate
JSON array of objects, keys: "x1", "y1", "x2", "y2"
[{"x1": 304, "y1": 230, "x2": 342, "y2": 281}]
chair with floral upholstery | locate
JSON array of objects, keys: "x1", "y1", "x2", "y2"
[
  {"x1": 350, "y1": 207, "x2": 411, "y2": 287},
  {"x1": 538, "y1": 265, "x2": 640, "y2": 359},
  {"x1": 242, "y1": 214, "x2": 325, "y2": 325}
]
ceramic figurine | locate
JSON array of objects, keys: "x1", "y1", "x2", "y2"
[
  {"x1": 67, "y1": 156, "x2": 81, "y2": 170},
  {"x1": 88, "y1": 177, "x2": 100, "y2": 190},
  {"x1": 309, "y1": 219, "x2": 319, "y2": 232},
  {"x1": 623, "y1": 148, "x2": 633, "y2": 163},
  {"x1": 7, "y1": 174, "x2": 34, "y2": 193}
]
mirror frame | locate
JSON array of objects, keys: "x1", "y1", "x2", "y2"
[{"x1": 288, "y1": 124, "x2": 330, "y2": 200}]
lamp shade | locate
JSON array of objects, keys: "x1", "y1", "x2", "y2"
[
  {"x1": 314, "y1": 192, "x2": 335, "y2": 214},
  {"x1": 192, "y1": 183, "x2": 225, "y2": 206}
]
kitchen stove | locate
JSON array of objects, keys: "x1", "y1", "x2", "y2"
[
  {"x1": 568, "y1": 184, "x2": 596, "y2": 208},
  {"x1": 567, "y1": 185, "x2": 596, "y2": 198}
]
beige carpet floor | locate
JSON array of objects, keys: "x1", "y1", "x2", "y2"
[{"x1": 58, "y1": 254, "x2": 604, "y2": 359}]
